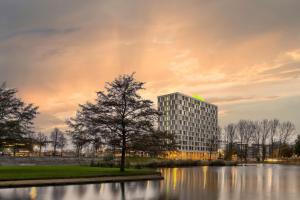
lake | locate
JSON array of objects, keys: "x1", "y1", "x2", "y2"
[{"x1": 0, "y1": 164, "x2": 299, "y2": 200}]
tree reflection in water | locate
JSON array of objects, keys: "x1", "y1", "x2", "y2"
[
  {"x1": 74, "y1": 185, "x2": 87, "y2": 198},
  {"x1": 52, "y1": 186, "x2": 67, "y2": 200},
  {"x1": 93, "y1": 184, "x2": 101, "y2": 194}
]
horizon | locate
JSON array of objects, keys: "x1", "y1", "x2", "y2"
[{"x1": 0, "y1": 0, "x2": 299, "y2": 133}]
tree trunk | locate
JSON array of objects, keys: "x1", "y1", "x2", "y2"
[
  {"x1": 77, "y1": 146, "x2": 81, "y2": 158},
  {"x1": 53, "y1": 144, "x2": 57, "y2": 156},
  {"x1": 120, "y1": 182, "x2": 126, "y2": 200},
  {"x1": 240, "y1": 139, "x2": 243, "y2": 161},
  {"x1": 244, "y1": 145, "x2": 248, "y2": 163},
  {"x1": 278, "y1": 142, "x2": 282, "y2": 158},
  {"x1": 262, "y1": 144, "x2": 266, "y2": 161},
  {"x1": 256, "y1": 142, "x2": 261, "y2": 162},
  {"x1": 13, "y1": 145, "x2": 16, "y2": 157},
  {"x1": 227, "y1": 142, "x2": 233, "y2": 160},
  {"x1": 39, "y1": 145, "x2": 42, "y2": 157},
  {"x1": 271, "y1": 140, "x2": 273, "y2": 158},
  {"x1": 120, "y1": 133, "x2": 126, "y2": 172}
]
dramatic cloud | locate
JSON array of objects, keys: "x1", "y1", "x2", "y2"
[{"x1": 0, "y1": 0, "x2": 299, "y2": 132}]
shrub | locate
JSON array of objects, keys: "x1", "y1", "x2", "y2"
[
  {"x1": 209, "y1": 159, "x2": 226, "y2": 166},
  {"x1": 103, "y1": 154, "x2": 114, "y2": 162}
]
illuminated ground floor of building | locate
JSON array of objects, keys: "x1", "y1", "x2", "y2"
[{"x1": 166, "y1": 151, "x2": 219, "y2": 160}]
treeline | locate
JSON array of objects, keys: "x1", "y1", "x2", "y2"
[
  {"x1": 0, "y1": 74, "x2": 177, "y2": 171},
  {"x1": 1, "y1": 74, "x2": 300, "y2": 169},
  {"x1": 222, "y1": 119, "x2": 298, "y2": 161}
]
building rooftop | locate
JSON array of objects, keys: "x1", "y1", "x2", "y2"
[{"x1": 158, "y1": 92, "x2": 217, "y2": 108}]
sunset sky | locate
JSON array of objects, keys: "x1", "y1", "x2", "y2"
[{"x1": 0, "y1": 0, "x2": 300, "y2": 133}]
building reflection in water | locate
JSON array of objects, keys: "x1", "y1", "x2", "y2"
[
  {"x1": 29, "y1": 187, "x2": 36, "y2": 200},
  {"x1": 0, "y1": 165, "x2": 300, "y2": 200}
]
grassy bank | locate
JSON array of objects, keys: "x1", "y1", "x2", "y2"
[{"x1": 0, "y1": 166, "x2": 158, "y2": 181}]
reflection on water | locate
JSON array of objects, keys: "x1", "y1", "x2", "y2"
[{"x1": 1, "y1": 164, "x2": 300, "y2": 200}]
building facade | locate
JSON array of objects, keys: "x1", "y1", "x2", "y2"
[{"x1": 158, "y1": 92, "x2": 219, "y2": 160}]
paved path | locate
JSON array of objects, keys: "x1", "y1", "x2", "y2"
[{"x1": 0, "y1": 174, "x2": 164, "y2": 188}]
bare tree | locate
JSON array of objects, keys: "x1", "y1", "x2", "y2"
[
  {"x1": 35, "y1": 132, "x2": 48, "y2": 156},
  {"x1": 70, "y1": 74, "x2": 161, "y2": 172},
  {"x1": 50, "y1": 128, "x2": 63, "y2": 156},
  {"x1": 244, "y1": 121, "x2": 256, "y2": 162},
  {"x1": 269, "y1": 119, "x2": 279, "y2": 158},
  {"x1": 252, "y1": 121, "x2": 262, "y2": 161},
  {"x1": 57, "y1": 133, "x2": 67, "y2": 157},
  {"x1": 224, "y1": 123, "x2": 236, "y2": 160},
  {"x1": 278, "y1": 121, "x2": 296, "y2": 157},
  {"x1": 208, "y1": 126, "x2": 221, "y2": 160},
  {"x1": 261, "y1": 119, "x2": 271, "y2": 161},
  {"x1": 67, "y1": 112, "x2": 92, "y2": 157},
  {"x1": 237, "y1": 120, "x2": 248, "y2": 161}
]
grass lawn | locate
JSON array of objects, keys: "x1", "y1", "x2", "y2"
[{"x1": 0, "y1": 166, "x2": 158, "y2": 181}]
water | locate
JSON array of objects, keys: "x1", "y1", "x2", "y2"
[{"x1": 0, "y1": 164, "x2": 300, "y2": 200}]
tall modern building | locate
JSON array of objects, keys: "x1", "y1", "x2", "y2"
[{"x1": 158, "y1": 92, "x2": 218, "y2": 160}]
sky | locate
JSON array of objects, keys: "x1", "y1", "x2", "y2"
[{"x1": 0, "y1": 0, "x2": 300, "y2": 134}]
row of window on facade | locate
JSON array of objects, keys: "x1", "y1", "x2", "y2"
[
  {"x1": 158, "y1": 104, "x2": 217, "y2": 115},
  {"x1": 159, "y1": 123, "x2": 217, "y2": 132},
  {"x1": 175, "y1": 133, "x2": 217, "y2": 140},
  {"x1": 159, "y1": 115, "x2": 217, "y2": 124},
  {"x1": 159, "y1": 110, "x2": 217, "y2": 121},
  {"x1": 159, "y1": 119, "x2": 217, "y2": 127},
  {"x1": 178, "y1": 145, "x2": 218, "y2": 151}
]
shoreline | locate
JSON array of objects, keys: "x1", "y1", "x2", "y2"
[{"x1": 0, "y1": 173, "x2": 163, "y2": 188}]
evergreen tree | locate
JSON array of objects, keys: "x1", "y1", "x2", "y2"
[
  {"x1": 0, "y1": 83, "x2": 38, "y2": 155},
  {"x1": 294, "y1": 135, "x2": 300, "y2": 157}
]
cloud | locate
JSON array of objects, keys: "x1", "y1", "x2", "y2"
[
  {"x1": 219, "y1": 95, "x2": 300, "y2": 131},
  {"x1": 208, "y1": 96, "x2": 280, "y2": 105},
  {"x1": 261, "y1": 62, "x2": 300, "y2": 77},
  {"x1": 0, "y1": 0, "x2": 299, "y2": 131},
  {"x1": 34, "y1": 113, "x2": 66, "y2": 133},
  {"x1": 0, "y1": 27, "x2": 79, "y2": 42}
]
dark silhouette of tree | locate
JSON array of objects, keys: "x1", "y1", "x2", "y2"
[
  {"x1": 223, "y1": 119, "x2": 297, "y2": 161},
  {"x1": 50, "y1": 128, "x2": 63, "y2": 156},
  {"x1": 224, "y1": 123, "x2": 236, "y2": 160},
  {"x1": 252, "y1": 121, "x2": 262, "y2": 161},
  {"x1": 86, "y1": 74, "x2": 159, "y2": 171},
  {"x1": 294, "y1": 135, "x2": 300, "y2": 156},
  {"x1": 57, "y1": 132, "x2": 67, "y2": 157},
  {"x1": 243, "y1": 120, "x2": 255, "y2": 162},
  {"x1": 0, "y1": 83, "x2": 38, "y2": 156},
  {"x1": 278, "y1": 121, "x2": 295, "y2": 157},
  {"x1": 131, "y1": 130, "x2": 177, "y2": 157},
  {"x1": 280, "y1": 143, "x2": 293, "y2": 158},
  {"x1": 34, "y1": 132, "x2": 48, "y2": 156},
  {"x1": 261, "y1": 119, "x2": 271, "y2": 161},
  {"x1": 67, "y1": 112, "x2": 91, "y2": 157},
  {"x1": 269, "y1": 119, "x2": 279, "y2": 158},
  {"x1": 237, "y1": 120, "x2": 247, "y2": 160},
  {"x1": 208, "y1": 126, "x2": 221, "y2": 160},
  {"x1": 69, "y1": 73, "x2": 163, "y2": 171}
]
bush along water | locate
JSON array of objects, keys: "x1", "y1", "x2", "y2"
[{"x1": 90, "y1": 159, "x2": 237, "y2": 168}]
